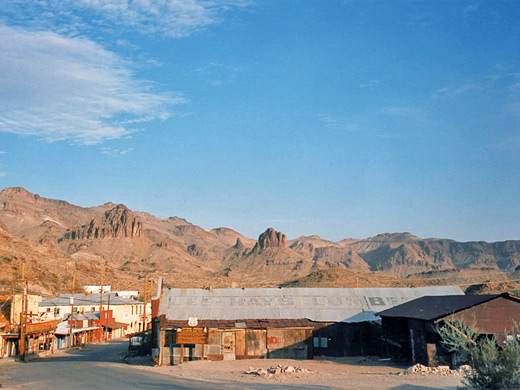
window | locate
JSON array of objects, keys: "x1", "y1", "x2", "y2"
[{"x1": 313, "y1": 337, "x2": 328, "y2": 348}]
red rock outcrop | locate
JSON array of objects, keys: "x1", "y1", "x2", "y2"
[
  {"x1": 252, "y1": 228, "x2": 287, "y2": 252},
  {"x1": 63, "y1": 205, "x2": 143, "y2": 240}
]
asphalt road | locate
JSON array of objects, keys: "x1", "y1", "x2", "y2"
[{"x1": 0, "y1": 340, "x2": 328, "y2": 390}]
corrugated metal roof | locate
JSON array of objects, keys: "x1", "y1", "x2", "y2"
[
  {"x1": 39, "y1": 293, "x2": 140, "y2": 307},
  {"x1": 64, "y1": 312, "x2": 100, "y2": 321},
  {"x1": 55, "y1": 325, "x2": 101, "y2": 335},
  {"x1": 160, "y1": 286, "x2": 464, "y2": 323},
  {"x1": 163, "y1": 318, "x2": 316, "y2": 329},
  {"x1": 377, "y1": 294, "x2": 511, "y2": 321}
]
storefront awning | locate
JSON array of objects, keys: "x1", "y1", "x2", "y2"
[{"x1": 103, "y1": 322, "x2": 127, "y2": 330}]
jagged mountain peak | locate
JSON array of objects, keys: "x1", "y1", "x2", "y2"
[
  {"x1": 252, "y1": 228, "x2": 287, "y2": 252},
  {"x1": 2, "y1": 186, "x2": 520, "y2": 292},
  {"x1": 63, "y1": 204, "x2": 143, "y2": 240}
]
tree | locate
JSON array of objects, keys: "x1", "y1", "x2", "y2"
[{"x1": 436, "y1": 320, "x2": 520, "y2": 390}]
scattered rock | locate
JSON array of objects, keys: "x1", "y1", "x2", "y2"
[
  {"x1": 284, "y1": 365, "x2": 296, "y2": 373},
  {"x1": 402, "y1": 363, "x2": 472, "y2": 376},
  {"x1": 244, "y1": 365, "x2": 311, "y2": 377}
]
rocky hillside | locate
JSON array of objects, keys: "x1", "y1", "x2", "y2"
[{"x1": 1, "y1": 187, "x2": 520, "y2": 294}]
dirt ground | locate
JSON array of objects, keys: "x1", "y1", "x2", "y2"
[{"x1": 129, "y1": 355, "x2": 463, "y2": 390}]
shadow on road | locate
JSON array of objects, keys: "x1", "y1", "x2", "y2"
[
  {"x1": 25, "y1": 340, "x2": 129, "y2": 363},
  {"x1": 391, "y1": 385, "x2": 459, "y2": 390}
]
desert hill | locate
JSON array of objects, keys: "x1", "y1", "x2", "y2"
[{"x1": 1, "y1": 187, "x2": 520, "y2": 295}]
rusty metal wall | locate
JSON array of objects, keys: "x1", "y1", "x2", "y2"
[
  {"x1": 450, "y1": 297, "x2": 520, "y2": 336},
  {"x1": 266, "y1": 328, "x2": 308, "y2": 359}
]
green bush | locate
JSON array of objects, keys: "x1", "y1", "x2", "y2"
[
  {"x1": 437, "y1": 321, "x2": 520, "y2": 390},
  {"x1": 462, "y1": 336, "x2": 520, "y2": 390}
]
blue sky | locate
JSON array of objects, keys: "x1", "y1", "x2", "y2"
[{"x1": 1, "y1": 1, "x2": 519, "y2": 242}]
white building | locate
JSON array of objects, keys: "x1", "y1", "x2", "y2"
[
  {"x1": 39, "y1": 293, "x2": 151, "y2": 335},
  {"x1": 83, "y1": 286, "x2": 112, "y2": 293}
]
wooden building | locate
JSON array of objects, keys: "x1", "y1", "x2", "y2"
[
  {"x1": 157, "y1": 318, "x2": 314, "y2": 365},
  {"x1": 378, "y1": 292, "x2": 520, "y2": 367},
  {"x1": 1, "y1": 320, "x2": 58, "y2": 359},
  {"x1": 152, "y1": 280, "x2": 463, "y2": 365},
  {"x1": 0, "y1": 294, "x2": 53, "y2": 359}
]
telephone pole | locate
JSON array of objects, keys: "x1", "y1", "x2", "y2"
[
  {"x1": 10, "y1": 263, "x2": 36, "y2": 362},
  {"x1": 68, "y1": 276, "x2": 76, "y2": 349},
  {"x1": 99, "y1": 272, "x2": 106, "y2": 342},
  {"x1": 142, "y1": 278, "x2": 147, "y2": 332}
]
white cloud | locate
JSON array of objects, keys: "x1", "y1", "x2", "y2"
[
  {"x1": 100, "y1": 147, "x2": 134, "y2": 157},
  {"x1": 432, "y1": 83, "x2": 483, "y2": 98},
  {"x1": 192, "y1": 61, "x2": 240, "y2": 86},
  {"x1": 432, "y1": 67, "x2": 520, "y2": 100},
  {"x1": 2, "y1": 0, "x2": 252, "y2": 38},
  {"x1": 0, "y1": 26, "x2": 184, "y2": 144}
]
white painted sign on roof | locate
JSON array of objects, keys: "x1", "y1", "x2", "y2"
[{"x1": 160, "y1": 286, "x2": 464, "y2": 323}]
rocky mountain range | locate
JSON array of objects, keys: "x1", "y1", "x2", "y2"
[{"x1": 1, "y1": 186, "x2": 520, "y2": 294}]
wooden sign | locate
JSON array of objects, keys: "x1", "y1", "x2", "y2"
[{"x1": 175, "y1": 327, "x2": 207, "y2": 344}]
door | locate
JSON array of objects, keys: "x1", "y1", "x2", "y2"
[{"x1": 222, "y1": 331, "x2": 236, "y2": 360}]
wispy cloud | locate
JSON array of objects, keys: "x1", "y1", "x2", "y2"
[
  {"x1": 192, "y1": 61, "x2": 241, "y2": 87},
  {"x1": 317, "y1": 114, "x2": 367, "y2": 133},
  {"x1": 360, "y1": 80, "x2": 379, "y2": 89},
  {"x1": 433, "y1": 65, "x2": 520, "y2": 99},
  {"x1": 432, "y1": 83, "x2": 483, "y2": 98},
  {"x1": 318, "y1": 105, "x2": 432, "y2": 140},
  {"x1": 2, "y1": 0, "x2": 253, "y2": 38},
  {"x1": 100, "y1": 147, "x2": 134, "y2": 157},
  {"x1": 0, "y1": 26, "x2": 184, "y2": 145}
]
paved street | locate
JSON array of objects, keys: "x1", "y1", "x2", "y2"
[{"x1": 0, "y1": 340, "x2": 326, "y2": 390}]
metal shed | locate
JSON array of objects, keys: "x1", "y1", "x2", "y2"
[
  {"x1": 153, "y1": 284, "x2": 464, "y2": 364},
  {"x1": 378, "y1": 292, "x2": 520, "y2": 367}
]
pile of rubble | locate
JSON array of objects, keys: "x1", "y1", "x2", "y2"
[
  {"x1": 400, "y1": 363, "x2": 472, "y2": 376},
  {"x1": 244, "y1": 364, "x2": 311, "y2": 377}
]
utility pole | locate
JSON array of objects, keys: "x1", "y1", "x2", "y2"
[
  {"x1": 10, "y1": 263, "x2": 36, "y2": 362},
  {"x1": 142, "y1": 279, "x2": 147, "y2": 332},
  {"x1": 100, "y1": 272, "x2": 105, "y2": 343},
  {"x1": 68, "y1": 276, "x2": 76, "y2": 349}
]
